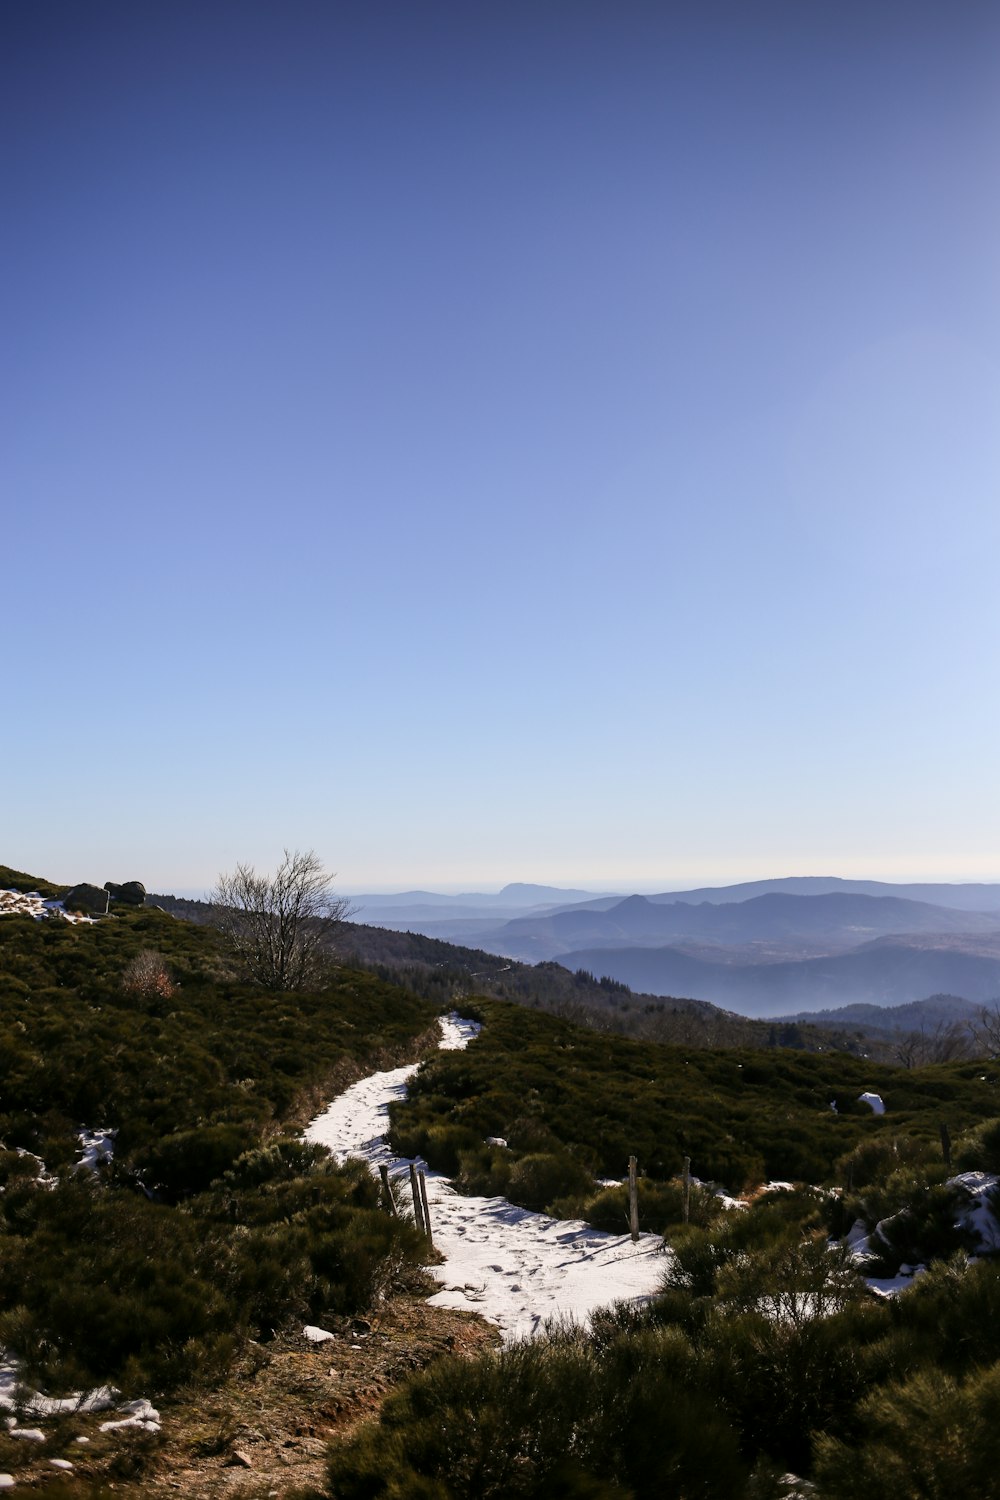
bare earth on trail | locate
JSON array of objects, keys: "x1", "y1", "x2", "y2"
[
  {"x1": 0, "y1": 1288, "x2": 497, "y2": 1497},
  {"x1": 140, "y1": 1291, "x2": 498, "y2": 1497}
]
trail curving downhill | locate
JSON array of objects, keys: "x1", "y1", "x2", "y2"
[{"x1": 305, "y1": 1013, "x2": 666, "y2": 1342}]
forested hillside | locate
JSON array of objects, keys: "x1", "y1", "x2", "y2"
[{"x1": 144, "y1": 892, "x2": 873, "y2": 1054}]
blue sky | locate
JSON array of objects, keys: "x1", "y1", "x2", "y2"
[{"x1": 4, "y1": 2, "x2": 999, "y2": 894}]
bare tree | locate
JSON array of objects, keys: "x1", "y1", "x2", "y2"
[
  {"x1": 894, "y1": 1021, "x2": 976, "y2": 1069},
  {"x1": 209, "y1": 850, "x2": 354, "y2": 990},
  {"x1": 970, "y1": 1003, "x2": 1000, "y2": 1058}
]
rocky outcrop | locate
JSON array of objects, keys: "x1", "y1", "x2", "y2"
[
  {"x1": 104, "y1": 881, "x2": 146, "y2": 906},
  {"x1": 64, "y1": 883, "x2": 110, "y2": 916}
]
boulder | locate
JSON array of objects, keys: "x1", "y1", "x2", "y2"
[
  {"x1": 64, "y1": 883, "x2": 109, "y2": 916},
  {"x1": 104, "y1": 881, "x2": 146, "y2": 906}
]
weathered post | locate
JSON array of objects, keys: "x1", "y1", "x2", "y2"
[
  {"x1": 940, "y1": 1122, "x2": 952, "y2": 1170},
  {"x1": 682, "y1": 1156, "x2": 691, "y2": 1224},
  {"x1": 409, "y1": 1163, "x2": 426, "y2": 1235},
  {"x1": 379, "y1": 1164, "x2": 397, "y2": 1215},
  {"x1": 418, "y1": 1170, "x2": 433, "y2": 1249},
  {"x1": 628, "y1": 1155, "x2": 639, "y2": 1242}
]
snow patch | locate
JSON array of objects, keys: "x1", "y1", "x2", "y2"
[
  {"x1": 305, "y1": 1011, "x2": 666, "y2": 1342},
  {"x1": 0, "y1": 1355, "x2": 159, "y2": 1438},
  {"x1": 950, "y1": 1170, "x2": 1000, "y2": 1252},
  {"x1": 302, "y1": 1325, "x2": 335, "y2": 1344},
  {"x1": 77, "y1": 1128, "x2": 116, "y2": 1172},
  {"x1": 99, "y1": 1399, "x2": 160, "y2": 1434},
  {"x1": 0, "y1": 890, "x2": 95, "y2": 925}
]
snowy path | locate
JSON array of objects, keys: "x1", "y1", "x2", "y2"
[{"x1": 305, "y1": 1014, "x2": 666, "y2": 1342}]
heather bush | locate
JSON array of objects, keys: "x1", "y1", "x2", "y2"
[
  {"x1": 954, "y1": 1115, "x2": 1000, "y2": 1173},
  {"x1": 840, "y1": 1167, "x2": 977, "y2": 1274},
  {"x1": 506, "y1": 1151, "x2": 595, "y2": 1213},
  {"x1": 663, "y1": 1190, "x2": 827, "y2": 1300},
  {"x1": 134, "y1": 1122, "x2": 260, "y2": 1200},
  {"x1": 581, "y1": 1175, "x2": 723, "y2": 1235},
  {"x1": 390, "y1": 1002, "x2": 998, "y2": 1201},
  {"x1": 325, "y1": 1329, "x2": 754, "y2": 1499},
  {"x1": 0, "y1": 889, "x2": 439, "y2": 1395},
  {"x1": 814, "y1": 1363, "x2": 1000, "y2": 1498},
  {"x1": 454, "y1": 1141, "x2": 513, "y2": 1196},
  {"x1": 0, "y1": 1176, "x2": 237, "y2": 1391},
  {"x1": 835, "y1": 1132, "x2": 937, "y2": 1190}
]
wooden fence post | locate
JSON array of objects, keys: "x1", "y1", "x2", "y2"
[
  {"x1": 409, "y1": 1163, "x2": 426, "y2": 1235},
  {"x1": 379, "y1": 1164, "x2": 397, "y2": 1215},
  {"x1": 628, "y1": 1155, "x2": 639, "y2": 1242},
  {"x1": 683, "y1": 1156, "x2": 691, "y2": 1224},
  {"x1": 940, "y1": 1122, "x2": 952, "y2": 1169},
  {"x1": 419, "y1": 1170, "x2": 433, "y2": 1249}
]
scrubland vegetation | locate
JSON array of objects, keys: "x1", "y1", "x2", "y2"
[
  {"x1": 0, "y1": 865, "x2": 437, "y2": 1399},
  {"x1": 324, "y1": 1184, "x2": 1000, "y2": 1498},
  {"x1": 389, "y1": 999, "x2": 1000, "y2": 1206},
  {"x1": 316, "y1": 998, "x2": 1000, "y2": 1497},
  {"x1": 5, "y1": 862, "x2": 1000, "y2": 1496}
]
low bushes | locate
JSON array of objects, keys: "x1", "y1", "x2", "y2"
[
  {"x1": 0, "y1": 1143, "x2": 425, "y2": 1395},
  {"x1": 955, "y1": 1115, "x2": 1000, "y2": 1173},
  {"x1": 0, "y1": 893, "x2": 439, "y2": 1396},
  {"x1": 390, "y1": 1001, "x2": 997, "y2": 1198},
  {"x1": 814, "y1": 1363, "x2": 1000, "y2": 1498},
  {"x1": 320, "y1": 1186, "x2": 1000, "y2": 1496},
  {"x1": 325, "y1": 1330, "x2": 754, "y2": 1500}
]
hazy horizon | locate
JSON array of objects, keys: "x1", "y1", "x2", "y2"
[{"x1": 40, "y1": 863, "x2": 1000, "y2": 906}]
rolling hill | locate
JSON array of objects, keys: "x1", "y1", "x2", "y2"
[
  {"x1": 493, "y1": 891, "x2": 1000, "y2": 961},
  {"x1": 560, "y1": 935, "x2": 1000, "y2": 1017}
]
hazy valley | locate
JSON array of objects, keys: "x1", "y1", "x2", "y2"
[{"x1": 353, "y1": 877, "x2": 1000, "y2": 1018}]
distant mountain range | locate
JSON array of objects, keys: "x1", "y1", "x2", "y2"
[
  {"x1": 559, "y1": 937, "x2": 1000, "y2": 1018},
  {"x1": 774, "y1": 993, "x2": 983, "y2": 1035},
  {"x1": 350, "y1": 883, "x2": 622, "y2": 926},
  {"x1": 352, "y1": 877, "x2": 1000, "y2": 1017},
  {"x1": 494, "y1": 891, "x2": 1000, "y2": 960}
]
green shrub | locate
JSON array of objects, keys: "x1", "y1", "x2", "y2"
[
  {"x1": 0, "y1": 1177, "x2": 238, "y2": 1392},
  {"x1": 891, "y1": 1256, "x2": 1000, "y2": 1376},
  {"x1": 955, "y1": 1116, "x2": 1000, "y2": 1173},
  {"x1": 506, "y1": 1152, "x2": 595, "y2": 1213},
  {"x1": 835, "y1": 1133, "x2": 937, "y2": 1190},
  {"x1": 221, "y1": 1137, "x2": 333, "y2": 1188},
  {"x1": 455, "y1": 1143, "x2": 512, "y2": 1197},
  {"x1": 814, "y1": 1362, "x2": 1000, "y2": 1498},
  {"x1": 325, "y1": 1330, "x2": 753, "y2": 1499},
  {"x1": 582, "y1": 1177, "x2": 723, "y2": 1235},
  {"x1": 135, "y1": 1122, "x2": 260, "y2": 1200}
]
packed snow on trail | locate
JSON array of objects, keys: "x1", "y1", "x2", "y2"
[{"x1": 305, "y1": 1014, "x2": 666, "y2": 1342}]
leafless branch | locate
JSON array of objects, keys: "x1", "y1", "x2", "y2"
[{"x1": 208, "y1": 849, "x2": 355, "y2": 990}]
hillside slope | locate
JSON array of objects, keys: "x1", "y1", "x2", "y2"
[{"x1": 560, "y1": 937, "x2": 1000, "y2": 1016}]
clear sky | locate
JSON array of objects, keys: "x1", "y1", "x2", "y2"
[{"x1": 4, "y1": 1, "x2": 999, "y2": 895}]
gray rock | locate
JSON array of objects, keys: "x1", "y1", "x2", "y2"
[
  {"x1": 104, "y1": 881, "x2": 146, "y2": 906},
  {"x1": 64, "y1": 884, "x2": 109, "y2": 916}
]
